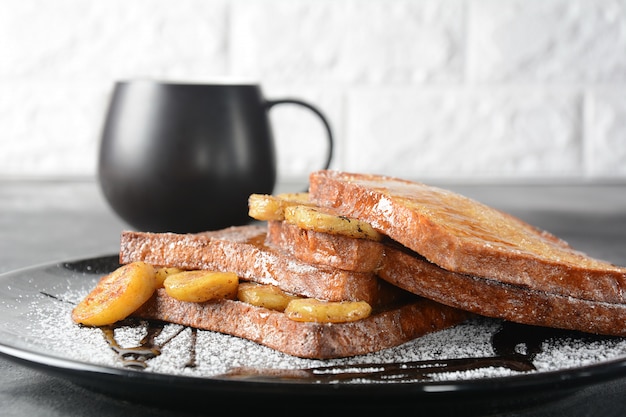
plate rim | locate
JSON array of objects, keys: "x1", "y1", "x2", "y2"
[{"x1": 2, "y1": 254, "x2": 626, "y2": 400}]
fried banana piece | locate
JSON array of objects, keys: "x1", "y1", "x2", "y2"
[
  {"x1": 164, "y1": 270, "x2": 238, "y2": 303},
  {"x1": 284, "y1": 299, "x2": 372, "y2": 323},
  {"x1": 237, "y1": 282, "x2": 299, "y2": 311},
  {"x1": 284, "y1": 205, "x2": 383, "y2": 241},
  {"x1": 248, "y1": 192, "x2": 311, "y2": 221},
  {"x1": 72, "y1": 262, "x2": 157, "y2": 327},
  {"x1": 275, "y1": 192, "x2": 311, "y2": 203},
  {"x1": 155, "y1": 267, "x2": 184, "y2": 288}
]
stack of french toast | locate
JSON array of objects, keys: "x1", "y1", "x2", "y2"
[{"x1": 72, "y1": 170, "x2": 626, "y2": 359}]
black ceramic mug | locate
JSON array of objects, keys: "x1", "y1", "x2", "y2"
[{"x1": 98, "y1": 80, "x2": 334, "y2": 233}]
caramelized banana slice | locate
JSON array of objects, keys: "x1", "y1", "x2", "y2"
[
  {"x1": 237, "y1": 282, "x2": 299, "y2": 311},
  {"x1": 284, "y1": 299, "x2": 372, "y2": 323},
  {"x1": 284, "y1": 205, "x2": 383, "y2": 241},
  {"x1": 248, "y1": 192, "x2": 311, "y2": 221},
  {"x1": 71, "y1": 262, "x2": 157, "y2": 327},
  {"x1": 155, "y1": 267, "x2": 184, "y2": 288},
  {"x1": 164, "y1": 270, "x2": 238, "y2": 303},
  {"x1": 275, "y1": 192, "x2": 311, "y2": 203}
]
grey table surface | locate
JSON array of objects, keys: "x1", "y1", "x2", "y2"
[{"x1": 1, "y1": 179, "x2": 626, "y2": 416}]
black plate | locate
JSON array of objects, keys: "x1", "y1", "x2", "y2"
[{"x1": 2, "y1": 255, "x2": 626, "y2": 415}]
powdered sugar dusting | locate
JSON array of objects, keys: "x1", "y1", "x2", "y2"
[{"x1": 19, "y1": 284, "x2": 626, "y2": 384}]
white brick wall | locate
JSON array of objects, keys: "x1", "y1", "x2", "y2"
[{"x1": 1, "y1": 0, "x2": 625, "y2": 183}]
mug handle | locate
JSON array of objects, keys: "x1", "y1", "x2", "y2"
[{"x1": 265, "y1": 99, "x2": 334, "y2": 170}]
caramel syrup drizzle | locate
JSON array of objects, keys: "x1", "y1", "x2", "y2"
[
  {"x1": 222, "y1": 322, "x2": 542, "y2": 383},
  {"x1": 101, "y1": 319, "x2": 198, "y2": 370}
]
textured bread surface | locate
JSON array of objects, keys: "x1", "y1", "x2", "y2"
[
  {"x1": 134, "y1": 288, "x2": 471, "y2": 359},
  {"x1": 309, "y1": 170, "x2": 626, "y2": 304},
  {"x1": 265, "y1": 220, "x2": 385, "y2": 272},
  {"x1": 120, "y1": 225, "x2": 388, "y2": 304},
  {"x1": 378, "y1": 247, "x2": 626, "y2": 336}
]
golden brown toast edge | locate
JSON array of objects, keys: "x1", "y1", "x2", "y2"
[
  {"x1": 264, "y1": 220, "x2": 416, "y2": 306},
  {"x1": 265, "y1": 220, "x2": 385, "y2": 272}
]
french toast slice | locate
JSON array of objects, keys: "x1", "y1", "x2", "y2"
[
  {"x1": 134, "y1": 288, "x2": 471, "y2": 359},
  {"x1": 120, "y1": 225, "x2": 401, "y2": 306},
  {"x1": 309, "y1": 170, "x2": 626, "y2": 304}
]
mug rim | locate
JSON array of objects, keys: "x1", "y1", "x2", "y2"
[{"x1": 116, "y1": 78, "x2": 260, "y2": 87}]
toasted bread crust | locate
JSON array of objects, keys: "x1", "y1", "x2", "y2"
[
  {"x1": 378, "y1": 246, "x2": 626, "y2": 336},
  {"x1": 309, "y1": 170, "x2": 626, "y2": 304},
  {"x1": 120, "y1": 225, "x2": 387, "y2": 304},
  {"x1": 265, "y1": 220, "x2": 385, "y2": 272},
  {"x1": 134, "y1": 288, "x2": 471, "y2": 359}
]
